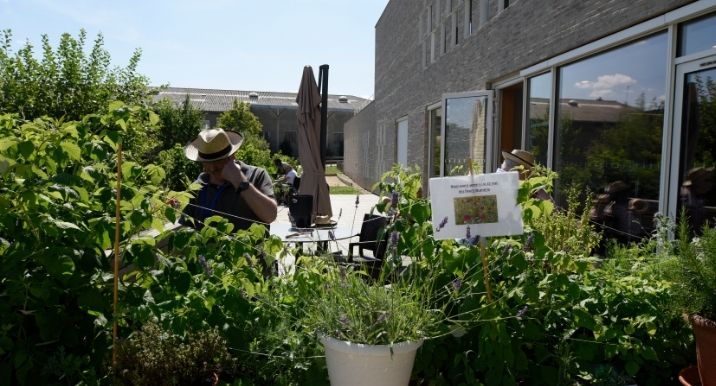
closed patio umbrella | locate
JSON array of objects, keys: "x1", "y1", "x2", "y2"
[{"x1": 296, "y1": 65, "x2": 332, "y2": 224}]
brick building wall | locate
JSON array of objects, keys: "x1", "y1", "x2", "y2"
[
  {"x1": 346, "y1": 0, "x2": 693, "y2": 190},
  {"x1": 344, "y1": 101, "x2": 379, "y2": 189}
]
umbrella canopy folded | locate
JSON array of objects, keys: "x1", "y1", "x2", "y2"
[{"x1": 296, "y1": 66, "x2": 332, "y2": 223}]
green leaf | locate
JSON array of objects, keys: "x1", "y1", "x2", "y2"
[
  {"x1": 88, "y1": 310, "x2": 108, "y2": 327},
  {"x1": 53, "y1": 220, "x2": 82, "y2": 231},
  {"x1": 108, "y1": 100, "x2": 125, "y2": 111},
  {"x1": 31, "y1": 165, "x2": 48, "y2": 179},
  {"x1": 144, "y1": 164, "x2": 165, "y2": 185},
  {"x1": 625, "y1": 360, "x2": 639, "y2": 376},
  {"x1": 115, "y1": 118, "x2": 127, "y2": 131},
  {"x1": 17, "y1": 141, "x2": 34, "y2": 158},
  {"x1": 204, "y1": 296, "x2": 216, "y2": 311},
  {"x1": 37, "y1": 252, "x2": 75, "y2": 278},
  {"x1": 164, "y1": 206, "x2": 177, "y2": 223},
  {"x1": 0, "y1": 137, "x2": 18, "y2": 151},
  {"x1": 149, "y1": 111, "x2": 160, "y2": 126},
  {"x1": 174, "y1": 271, "x2": 192, "y2": 294},
  {"x1": 59, "y1": 141, "x2": 81, "y2": 161},
  {"x1": 121, "y1": 161, "x2": 139, "y2": 178},
  {"x1": 61, "y1": 123, "x2": 79, "y2": 137},
  {"x1": 0, "y1": 155, "x2": 15, "y2": 174}
]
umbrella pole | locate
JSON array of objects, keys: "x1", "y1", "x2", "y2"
[{"x1": 318, "y1": 64, "x2": 329, "y2": 167}]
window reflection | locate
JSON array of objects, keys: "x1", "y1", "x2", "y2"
[
  {"x1": 429, "y1": 107, "x2": 442, "y2": 177},
  {"x1": 527, "y1": 72, "x2": 551, "y2": 166},
  {"x1": 678, "y1": 12, "x2": 716, "y2": 57},
  {"x1": 679, "y1": 68, "x2": 716, "y2": 233},
  {"x1": 555, "y1": 32, "x2": 667, "y2": 242},
  {"x1": 444, "y1": 95, "x2": 488, "y2": 175}
]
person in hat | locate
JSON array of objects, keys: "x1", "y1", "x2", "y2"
[
  {"x1": 182, "y1": 128, "x2": 277, "y2": 231},
  {"x1": 498, "y1": 149, "x2": 535, "y2": 179},
  {"x1": 498, "y1": 149, "x2": 552, "y2": 201}
]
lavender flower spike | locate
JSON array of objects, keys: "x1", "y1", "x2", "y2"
[
  {"x1": 391, "y1": 191, "x2": 400, "y2": 207},
  {"x1": 198, "y1": 255, "x2": 212, "y2": 276},
  {"x1": 436, "y1": 216, "x2": 449, "y2": 232},
  {"x1": 390, "y1": 230, "x2": 400, "y2": 248},
  {"x1": 516, "y1": 305, "x2": 529, "y2": 319}
]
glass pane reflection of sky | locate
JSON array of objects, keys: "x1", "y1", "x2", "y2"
[{"x1": 560, "y1": 31, "x2": 667, "y2": 110}]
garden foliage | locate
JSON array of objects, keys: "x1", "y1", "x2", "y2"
[
  {"x1": 218, "y1": 100, "x2": 273, "y2": 171},
  {"x1": 0, "y1": 29, "x2": 151, "y2": 121},
  {"x1": 0, "y1": 102, "x2": 700, "y2": 385}
]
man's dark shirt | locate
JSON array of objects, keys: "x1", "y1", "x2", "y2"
[{"x1": 182, "y1": 161, "x2": 275, "y2": 231}]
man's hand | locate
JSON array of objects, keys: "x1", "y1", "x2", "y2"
[{"x1": 221, "y1": 158, "x2": 246, "y2": 188}]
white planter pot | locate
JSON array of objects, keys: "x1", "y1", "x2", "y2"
[{"x1": 320, "y1": 335, "x2": 423, "y2": 386}]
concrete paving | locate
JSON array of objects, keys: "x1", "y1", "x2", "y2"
[{"x1": 274, "y1": 193, "x2": 381, "y2": 255}]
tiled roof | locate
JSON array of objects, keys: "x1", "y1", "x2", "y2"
[{"x1": 154, "y1": 87, "x2": 371, "y2": 113}]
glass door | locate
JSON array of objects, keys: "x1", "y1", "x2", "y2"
[
  {"x1": 669, "y1": 57, "x2": 716, "y2": 232},
  {"x1": 441, "y1": 91, "x2": 493, "y2": 175}
]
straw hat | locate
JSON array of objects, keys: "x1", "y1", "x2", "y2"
[
  {"x1": 501, "y1": 149, "x2": 535, "y2": 168},
  {"x1": 184, "y1": 128, "x2": 244, "y2": 162},
  {"x1": 314, "y1": 215, "x2": 336, "y2": 226}
]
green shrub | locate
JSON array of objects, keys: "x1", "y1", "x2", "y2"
[
  {"x1": 114, "y1": 322, "x2": 235, "y2": 386},
  {"x1": 0, "y1": 103, "x2": 171, "y2": 385}
]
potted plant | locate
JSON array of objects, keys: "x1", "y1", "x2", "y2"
[
  {"x1": 301, "y1": 262, "x2": 443, "y2": 386},
  {"x1": 670, "y1": 219, "x2": 716, "y2": 386}
]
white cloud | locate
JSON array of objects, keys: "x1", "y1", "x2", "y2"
[{"x1": 574, "y1": 73, "x2": 637, "y2": 99}]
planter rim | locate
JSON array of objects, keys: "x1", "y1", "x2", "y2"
[{"x1": 320, "y1": 335, "x2": 423, "y2": 355}]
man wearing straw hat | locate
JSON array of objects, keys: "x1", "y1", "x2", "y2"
[
  {"x1": 498, "y1": 149, "x2": 552, "y2": 201},
  {"x1": 182, "y1": 128, "x2": 277, "y2": 231}
]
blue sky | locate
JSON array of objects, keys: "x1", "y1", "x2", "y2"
[{"x1": 1, "y1": 0, "x2": 388, "y2": 99}]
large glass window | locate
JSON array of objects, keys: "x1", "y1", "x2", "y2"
[
  {"x1": 396, "y1": 117, "x2": 409, "y2": 166},
  {"x1": 678, "y1": 12, "x2": 716, "y2": 57},
  {"x1": 555, "y1": 32, "x2": 668, "y2": 241},
  {"x1": 678, "y1": 67, "x2": 716, "y2": 233},
  {"x1": 428, "y1": 106, "x2": 442, "y2": 177},
  {"x1": 444, "y1": 94, "x2": 489, "y2": 175},
  {"x1": 526, "y1": 72, "x2": 551, "y2": 166}
]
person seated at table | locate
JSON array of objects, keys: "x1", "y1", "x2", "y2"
[
  {"x1": 498, "y1": 149, "x2": 552, "y2": 201},
  {"x1": 182, "y1": 128, "x2": 277, "y2": 231},
  {"x1": 273, "y1": 158, "x2": 299, "y2": 188}
]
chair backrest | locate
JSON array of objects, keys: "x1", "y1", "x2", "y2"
[
  {"x1": 289, "y1": 194, "x2": 312, "y2": 228},
  {"x1": 359, "y1": 214, "x2": 389, "y2": 258},
  {"x1": 292, "y1": 176, "x2": 301, "y2": 190}
]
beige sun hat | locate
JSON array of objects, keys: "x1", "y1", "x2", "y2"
[
  {"x1": 501, "y1": 149, "x2": 535, "y2": 168},
  {"x1": 184, "y1": 128, "x2": 244, "y2": 162}
]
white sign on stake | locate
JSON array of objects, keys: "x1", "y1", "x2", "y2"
[{"x1": 429, "y1": 171, "x2": 523, "y2": 240}]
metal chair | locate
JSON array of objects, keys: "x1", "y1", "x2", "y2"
[{"x1": 345, "y1": 214, "x2": 389, "y2": 277}]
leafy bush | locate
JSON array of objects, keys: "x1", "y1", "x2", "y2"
[
  {"x1": 668, "y1": 218, "x2": 716, "y2": 321},
  {"x1": 0, "y1": 29, "x2": 151, "y2": 120},
  {"x1": 154, "y1": 95, "x2": 204, "y2": 151},
  {"x1": 114, "y1": 322, "x2": 235, "y2": 386},
  {"x1": 0, "y1": 103, "x2": 177, "y2": 385},
  {"x1": 371, "y1": 166, "x2": 692, "y2": 385},
  {"x1": 157, "y1": 143, "x2": 201, "y2": 191},
  {"x1": 218, "y1": 100, "x2": 274, "y2": 171}
]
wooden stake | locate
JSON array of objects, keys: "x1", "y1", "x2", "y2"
[
  {"x1": 112, "y1": 142, "x2": 123, "y2": 367},
  {"x1": 479, "y1": 237, "x2": 493, "y2": 302}
]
